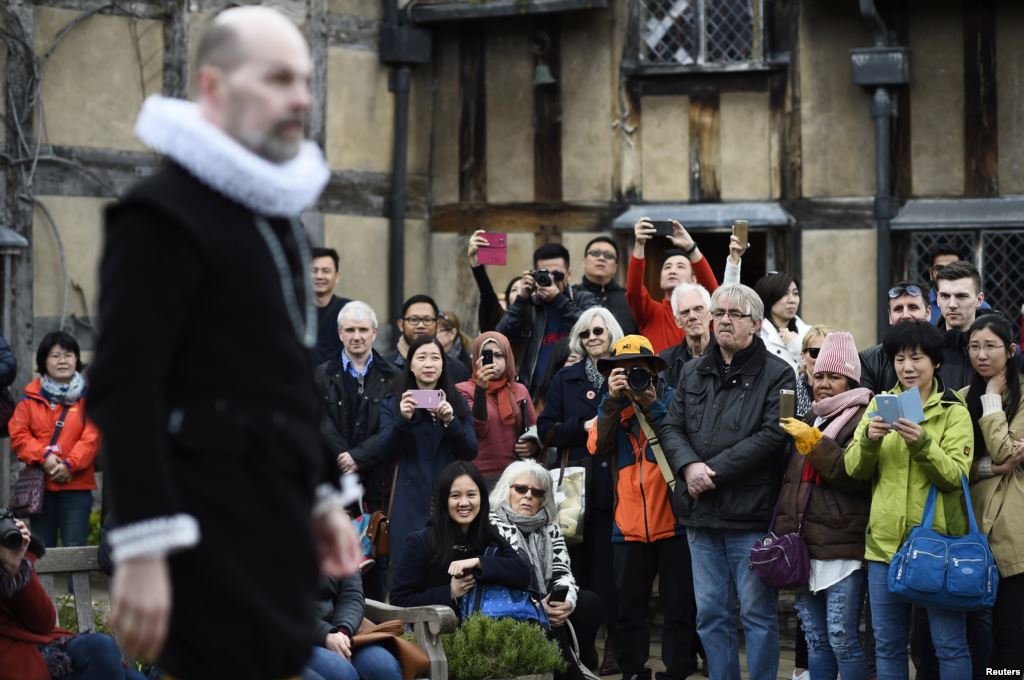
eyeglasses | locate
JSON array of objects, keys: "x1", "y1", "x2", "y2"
[
  {"x1": 968, "y1": 344, "x2": 1005, "y2": 355},
  {"x1": 711, "y1": 309, "x2": 752, "y2": 320},
  {"x1": 889, "y1": 285, "x2": 923, "y2": 299},
  {"x1": 511, "y1": 484, "x2": 547, "y2": 499},
  {"x1": 804, "y1": 347, "x2": 821, "y2": 359},
  {"x1": 403, "y1": 316, "x2": 437, "y2": 327},
  {"x1": 579, "y1": 327, "x2": 606, "y2": 340},
  {"x1": 586, "y1": 249, "x2": 617, "y2": 261}
]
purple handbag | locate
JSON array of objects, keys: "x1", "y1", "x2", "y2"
[
  {"x1": 748, "y1": 484, "x2": 813, "y2": 589},
  {"x1": 11, "y1": 404, "x2": 70, "y2": 518}
]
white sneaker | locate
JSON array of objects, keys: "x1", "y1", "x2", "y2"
[{"x1": 792, "y1": 671, "x2": 810, "y2": 680}]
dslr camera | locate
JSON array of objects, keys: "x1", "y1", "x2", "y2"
[
  {"x1": 0, "y1": 508, "x2": 23, "y2": 550},
  {"x1": 626, "y1": 366, "x2": 654, "y2": 393},
  {"x1": 530, "y1": 269, "x2": 565, "y2": 289}
]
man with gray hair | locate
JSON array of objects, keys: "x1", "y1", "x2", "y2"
[
  {"x1": 659, "y1": 282, "x2": 713, "y2": 388},
  {"x1": 660, "y1": 283, "x2": 794, "y2": 680}
]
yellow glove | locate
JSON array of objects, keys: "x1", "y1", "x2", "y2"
[{"x1": 781, "y1": 417, "x2": 824, "y2": 456}]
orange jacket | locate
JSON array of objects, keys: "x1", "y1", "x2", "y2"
[
  {"x1": 9, "y1": 379, "x2": 100, "y2": 492},
  {"x1": 625, "y1": 254, "x2": 719, "y2": 353},
  {"x1": 587, "y1": 390, "x2": 681, "y2": 543}
]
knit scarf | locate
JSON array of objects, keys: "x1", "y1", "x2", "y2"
[
  {"x1": 472, "y1": 333, "x2": 518, "y2": 426},
  {"x1": 584, "y1": 357, "x2": 605, "y2": 391},
  {"x1": 803, "y1": 387, "x2": 873, "y2": 485},
  {"x1": 495, "y1": 500, "x2": 552, "y2": 593},
  {"x1": 40, "y1": 372, "x2": 84, "y2": 405}
]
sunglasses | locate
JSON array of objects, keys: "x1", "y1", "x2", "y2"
[
  {"x1": 888, "y1": 285, "x2": 923, "y2": 299},
  {"x1": 804, "y1": 347, "x2": 821, "y2": 359},
  {"x1": 579, "y1": 327, "x2": 606, "y2": 340},
  {"x1": 511, "y1": 484, "x2": 547, "y2": 499},
  {"x1": 586, "y1": 249, "x2": 618, "y2": 261}
]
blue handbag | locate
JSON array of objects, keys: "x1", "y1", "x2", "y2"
[
  {"x1": 887, "y1": 474, "x2": 999, "y2": 611},
  {"x1": 459, "y1": 548, "x2": 549, "y2": 627}
]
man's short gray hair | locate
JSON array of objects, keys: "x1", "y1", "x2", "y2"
[
  {"x1": 337, "y1": 300, "x2": 378, "y2": 330},
  {"x1": 569, "y1": 307, "x2": 624, "y2": 357},
  {"x1": 671, "y1": 282, "x2": 712, "y2": 316},
  {"x1": 488, "y1": 460, "x2": 558, "y2": 521},
  {"x1": 710, "y1": 284, "x2": 764, "y2": 323}
]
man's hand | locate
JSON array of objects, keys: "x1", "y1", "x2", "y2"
[
  {"x1": 542, "y1": 595, "x2": 572, "y2": 627},
  {"x1": 667, "y1": 220, "x2": 695, "y2": 254},
  {"x1": 514, "y1": 438, "x2": 540, "y2": 460},
  {"x1": 608, "y1": 368, "x2": 629, "y2": 400},
  {"x1": 630, "y1": 383, "x2": 657, "y2": 409},
  {"x1": 683, "y1": 462, "x2": 716, "y2": 499},
  {"x1": 728, "y1": 234, "x2": 748, "y2": 265},
  {"x1": 467, "y1": 229, "x2": 489, "y2": 268},
  {"x1": 892, "y1": 418, "x2": 923, "y2": 446},
  {"x1": 866, "y1": 415, "x2": 891, "y2": 442},
  {"x1": 325, "y1": 631, "x2": 353, "y2": 660},
  {"x1": 632, "y1": 218, "x2": 655, "y2": 258},
  {"x1": 519, "y1": 271, "x2": 538, "y2": 298},
  {"x1": 0, "y1": 518, "x2": 30, "y2": 576},
  {"x1": 535, "y1": 280, "x2": 560, "y2": 303},
  {"x1": 109, "y1": 556, "x2": 172, "y2": 662},
  {"x1": 336, "y1": 452, "x2": 357, "y2": 474},
  {"x1": 314, "y1": 507, "x2": 363, "y2": 579},
  {"x1": 399, "y1": 392, "x2": 417, "y2": 420}
]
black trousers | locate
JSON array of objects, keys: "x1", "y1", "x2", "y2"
[
  {"x1": 552, "y1": 588, "x2": 603, "y2": 680},
  {"x1": 990, "y1": 573, "x2": 1024, "y2": 672},
  {"x1": 613, "y1": 535, "x2": 698, "y2": 679}
]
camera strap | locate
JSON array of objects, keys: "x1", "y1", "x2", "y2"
[{"x1": 633, "y1": 405, "x2": 680, "y2": 494}]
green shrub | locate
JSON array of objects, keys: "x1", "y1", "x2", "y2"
[
  {"x1": 443, "y1": 614, "x2": 566, "y2": 680},
  {"x1": 87, "y1": 509, "x2": 101, "y2": 546}
]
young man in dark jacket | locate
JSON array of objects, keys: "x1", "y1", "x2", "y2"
[
  {"x1": 498, "y1": 243, "x2": 597, "y2": 399},
  {"x1": 572, "y1": 236, "x2": 637, "y2": 335},
  {"x1": 660, "y1": 283, "x2": 794, "y2": 680}
]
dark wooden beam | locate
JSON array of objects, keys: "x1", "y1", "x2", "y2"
[
  {"x1": 430, "y1": 201, "x2": 622, "y2": 233},
  {"x1": 458, "y1": 29, "x2": 487, "y2": 203},
  {"x1": 30, "y1": 0, "x2": 167, "y2": 20},
  {"x1": 688, "y1": 93, "x2": 721, "y2": 201},
  {"x1": 305, "y1": 0, "x2": 328, "y2": 150},
  {"x1": 963, "y1": 0, "x2": 998, "y2": 197},
  {"x1": 533, "y1": 16, "x2": 562, "y2": 202},
  {"x1": 162, "y1": 0, "x2": 188, "y2": 98},
  {"x1": 771, "y1": 0, "x2": 801, "y2": 201},
  {"x1": 410, "y1": 0, "x2": 608, "y2": 24}
]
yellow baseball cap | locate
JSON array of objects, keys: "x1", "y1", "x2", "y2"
[{"x1": 596, "y1": 334, "x2": 668, "y2": 376}]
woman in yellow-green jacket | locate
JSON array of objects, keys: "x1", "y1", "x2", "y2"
[
  {"x1": 844, "y1": 320, "x2": 973, "y2": 680},
  {"x1": 961, "y1": 313, "x2": 1024, "y2": 672}
]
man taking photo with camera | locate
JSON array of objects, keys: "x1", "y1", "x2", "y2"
[
  {"x1": 497, "y1": 243, "x2": 596, "y2": 399},
  {"x1": 586, "y1": 335, "x2": 702, "y2": 680}
]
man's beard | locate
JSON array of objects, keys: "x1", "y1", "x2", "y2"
[{"x1": 229, "y1": 116, "x2": 305, "y2": 164}]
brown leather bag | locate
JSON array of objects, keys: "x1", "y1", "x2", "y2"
[
  {"x1": 352, "y1": 618, "x2": 430, "y2": 680},
  {"x1": 365, "y1": 510, "x2": 390, "y2": 559}
]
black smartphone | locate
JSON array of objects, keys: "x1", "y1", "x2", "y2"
[
  {"x1": 482, "y1": 348, "x2": 494, "y2": 366},
  {"x1": 548, "y1": 585, "x2": 569, "y2": 603},
  {"x1": 648, "y1": 220, "x2": 674, "y2": 236}
]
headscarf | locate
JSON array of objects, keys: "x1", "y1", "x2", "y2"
[{"x1": 471, "y1": 332, "x2": 518, "y2": 426}]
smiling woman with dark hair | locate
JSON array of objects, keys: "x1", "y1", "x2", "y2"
[{"x1": 755, "y1": 271, "x2": 810, "y2": 373}]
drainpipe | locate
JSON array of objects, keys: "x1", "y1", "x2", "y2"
[
  {"x1": 380, "y1": 2, "x2": 431, "y2": 338},
  {"x1": 851, "y1": 0, "x2": 908, "y2": 341}
]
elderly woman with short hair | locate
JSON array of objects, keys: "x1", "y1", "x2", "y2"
[
  {"x1": 537, "y1": 306, "x2": 624, "y2": 674},
  {"x1": 489, "y1": 460, "x2": 601, "y2": 679}
]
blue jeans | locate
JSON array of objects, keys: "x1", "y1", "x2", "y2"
[
  {"x1": 62, "y1": 633, "x2": 147, "y2": 680},
  {"x1": 794, "y1": 569, "x2": 869, "y2": 680},
  {"x1": 687, "y1": 527, "x2": 779, "y2": 680},
  {"x1": 305, "y1": 644, "x2": 402, "y2": 680},
  {"x1": 33, "y1": 489, "x2": 92, "y2": 548},
  {"x1": 866, "y1": 561, "x2": 970, "y2": 679}
]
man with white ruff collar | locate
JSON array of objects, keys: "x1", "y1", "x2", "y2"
[{"x1": 87, "y1": 8, "x2": 354, "y2": 679}]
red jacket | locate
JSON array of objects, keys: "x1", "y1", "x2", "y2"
[
  {"x1": 456, "y1": 380, "x2": 536, "y2": 477},
  {"x1": 0, "y1": 552, "x2": 73, "y2": 680},
  {"x1": 9, "y1": 379, "x2": 101, "y2": 492},
  {"x1": 625, "y1": 255, "x2": 719, "y2": 353}
]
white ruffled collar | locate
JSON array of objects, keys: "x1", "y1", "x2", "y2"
[{"x1": 134, "y1": 95, "x2": 330, "y2": 217}]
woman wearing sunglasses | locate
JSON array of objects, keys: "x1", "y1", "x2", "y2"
[
  {"x1": 537, "y1": 306, "x2": 624, "y2": 674},
  {"x1": 796, "y1": 326, "x2": 834, "y2": 419},
  {"x1": 490, "y1": 460, "x2": 602, "y2": 679}
]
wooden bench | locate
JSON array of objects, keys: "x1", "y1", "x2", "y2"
[{"x1": 35, "y1": 546, "x2": 459, "y2": 680}]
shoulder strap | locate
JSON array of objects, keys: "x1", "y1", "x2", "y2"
[
  {"x1": 634, "y1": 405, "x2": 679, "y2": 494},
  {"x1": 385, "y1": 459, "x2": 401, "y2": 518},
  {"x1": 49, "y1": 404, "x2": 72, "y2": 447}
]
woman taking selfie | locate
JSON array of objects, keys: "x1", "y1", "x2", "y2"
[
  {"x1": 962, "y1": 314, "x2": 1024, "y2": 672},
  {"x1": 389, "y1": 461, "x2": 530, "y2": 613},
  {"x1": 456, "y1": 332, "x2": 538, "y2": 486},
  {"x1": 378, "y1": 337, "x2": 478, "y2": 573},
  {"x1": 845, "y1": 320, "x2": 973, "y2": 679}
]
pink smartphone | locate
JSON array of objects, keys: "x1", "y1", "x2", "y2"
[
  {"x1": 408, "y1": 389, "x2": 444, "y2": 409},
  {"x1": 477, "y1": 232, "x2": 507, "y2": 266}
]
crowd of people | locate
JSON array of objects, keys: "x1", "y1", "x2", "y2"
[{"x1": 1, "y1": 5, "x2": 1023, "y2": 680}]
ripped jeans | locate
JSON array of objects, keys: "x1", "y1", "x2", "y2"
[{"x1": 794, "y1": 569, "x2": 869, "y2": 680}]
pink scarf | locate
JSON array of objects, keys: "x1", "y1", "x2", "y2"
[{"x1": 811, "y1": 387, "x2": 873, "y2": 440}]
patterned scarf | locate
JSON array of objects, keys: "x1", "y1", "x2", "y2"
[
  {"x1": 584, "y1": 357, "x2": 605, "y2": 391},
  {"x1": 495, "y1": 500, "x2": 552, "y2": 593},
  {"x1": 40, "y1": 372, "x2": 85, "y2": 405}
]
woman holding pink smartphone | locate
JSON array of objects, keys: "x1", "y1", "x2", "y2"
[{"x1": 378, "y1": 336, "x2": 478, "y2": 578}]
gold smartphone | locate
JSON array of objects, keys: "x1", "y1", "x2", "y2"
[
  {"x1": 732, "y1": 219, "x2": 749, "y2": 246},
  {"x1": 779, "y1": 389, "x2": 795, "y2": 421}
]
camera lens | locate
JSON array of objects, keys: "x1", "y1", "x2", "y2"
[
  {"x1": 533, "y1": 270, "x2": 552, "y2": 288},
  {"x1": 627, "y1": 366, "x2": 652, "y2": 392},
  {"x1": 0, "y1": 510, "x2": 22, "y2": 550}
]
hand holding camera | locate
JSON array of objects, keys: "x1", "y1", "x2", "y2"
[
  {"x1": 0, "y1": 509, "x2": 30, "y2": 575},
  {"x1": 520, "y1": 269, "x2": 563, "y2": 303},
  {"x1": 608, "y1": 366, "x2": 657, "y2": 407}
]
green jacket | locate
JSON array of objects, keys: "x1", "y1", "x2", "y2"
[{"x1": 844, "y1": 380, "x2": 974, "y2": 564}]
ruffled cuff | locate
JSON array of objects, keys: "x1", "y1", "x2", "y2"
[
  {"x1": 0, "y1": 558, "x2": 33, "y2": 598},
  {"x1": 107, "y1": 514, "x2": 200, "y2": 563},
  {"x1": 980, "y1": 393, "x2": 1004, "y2": 418}
]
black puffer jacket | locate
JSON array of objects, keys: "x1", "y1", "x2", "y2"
[
  {"x1": 661, "y1": 336, "x2": 795, "y2": 530},
  {"x1": 858, "y1": 343, "x2": 894, "y2": 394},
  {"x1": 313, "y1": 573, "x2": 365, "y2": 645}
]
